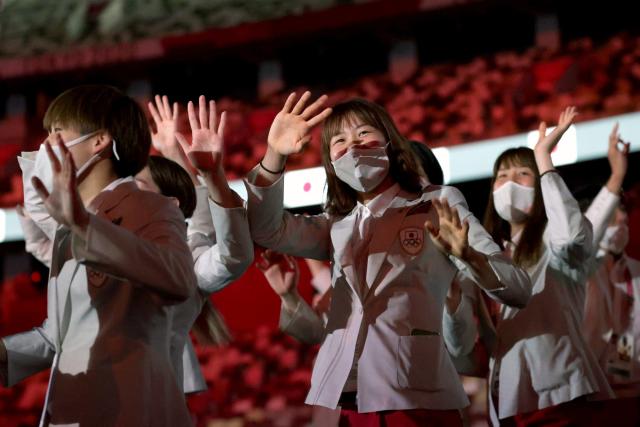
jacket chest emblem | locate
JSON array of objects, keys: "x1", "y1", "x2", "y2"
[{"x1": 399, "y1": 227, "x2": 424, "y2": 255}]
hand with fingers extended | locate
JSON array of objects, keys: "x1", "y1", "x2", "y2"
[
  {"x1": 255, "y1": 92, "x2": 331, "y2": 185},
  {"x1": 31, "y1": 136, "x2": 89, "y2": 235},
  {"x1": 534, "y1": 106, "x2": 578, "y2": 173},
  {"x1": 424, "y1": 199, "x2": 470, "y2": 260},
  {"x1": 254, "y1": 92, "x2": 330, "y2": 186},
  {"x1": 267, "y1": 91, "x2": 332, "y2": 157},
  {"x1": 148, "y1": 95, "x2": 180, "y2": 157},
  {"x1": 175, "y1": 95, "x2": 226, "y2": 175},
  {"x1": 256, "y1": 249, "x2": 301, "y2": 312},
  {"x1": 148, "y1": 95, "x2": 198, "y2": 183},
  {"x1": 606, "y1": 122, "x2": 630, "y2": 194}
]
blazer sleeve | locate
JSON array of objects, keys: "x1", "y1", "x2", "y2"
[
  {"x1": 2, "y1": 319, "x2": 56, "y2": 387},
  {"x1": 445, "y1": 282, "x2": 496, "y2": 378},
  {"x1": 19, "y1": 153, "x2": 58, "y2": 241},
  {"x1": 71, "y1": 202, "x2": 197, "y2": 303},
  {"x1": 244, "y1": 166, "x2": 332, "y2": 260},
  {"x1": 187, "y1": 185, "x2": 216, "y2": 242},
  {"x1": 541, "y1": 171, "x2": 594, "y2": 270},
  {"x1": 442, "y1": 275, "x2": 478, "y2": 358},
  {"x1": 441, "y1": 185, "x2": 532, "y2": 308},
  {"x1": 192, "y1": 197, "x2": 254, "y2": 295},
  {"x1": 585, "y1": 186, "x2": 620, "y2": 251},
  {"x1": 279, "y1": 296, "x2": 327, "y2": 345},
  {"x1": 17, "y1": 209, "x2": 53, "y2": 268}
]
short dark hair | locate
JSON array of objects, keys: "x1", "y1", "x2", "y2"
[
  {"x1": 43, "y1": 85, "x2": 150, "y2": 177},
  {"x1": 147, "y1": 156, "x2": 196, "y2": 219},
  {"x1": 483, "y1": 147, "x2": 547, "y2": 268},
  {"x1": 320, "y1": 98, "x2": 423, "y2": 215}
]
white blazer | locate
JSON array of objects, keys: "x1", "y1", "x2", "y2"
[
  {"x1": 245, "y1": 168, "x2": 531, "y2": 413},
  {"x1": 583, "y1": 186, "x2": 620, "y2": 367},
  {"x1": 16, "y1": 207, "x2": 54, "y2": 268},
  {"x1": 17, "y1": 152, "x2": 251, "y2": 397},
  {"x1": 18, "y1": 152, "x2": 58, "y2": 241},
  {"x1": 171, "y1": 185, "x2": 253, "y2": 394},
  {"x1": 445, "y1": 172, "x2": 614, "y2": 424},
  {"x1": 583, "y1": 187, "x2": 640, "y2": 396},
  {"x1": 2, "y1": 179, "x2": 196, "y2": 427}
]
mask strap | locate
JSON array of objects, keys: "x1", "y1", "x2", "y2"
[
  {"x1": 64, "y1": 130, "x2": 100, "y2": 148},
  {"x1": 75, "y1": 139, "x2": 118, "y2": 180},
  {"x1": 112, "y1": 139, "x2": 120, "y2": 161}
]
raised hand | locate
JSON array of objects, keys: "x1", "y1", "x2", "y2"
[
  {"x1": 256, "y1": 249, "x2": 299, "y2": 298},
  {"x1": 267, "y1": 91, "x2": 332, "y2": 156},
  {"x1": 31, "y1": 135, "x2": 89, "y2": 234},
  {"x1": 606, "y1": 122, "x2": 630, "y2": 194},
  {"x1": 424, "y1": 198, "x2": 470, "y2": 260},
  {"x1": 148, "y1": 95, "x2": 179, "y2": 157},
  {"x1": 534, "y1": 106, "x2": 578, "y2": 173},
  {"x1": 175, "y1": 95, "x2": 226, "y2": 175}
]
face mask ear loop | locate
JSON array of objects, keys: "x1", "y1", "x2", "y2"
[
  {"x1": 112, "y1": 139, "x2": 120, "y2": 161},
  {"x1": 63, "y1": 130, "x2": 102, "y2": 148}
]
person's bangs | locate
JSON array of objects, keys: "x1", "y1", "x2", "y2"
[
  {"x1": 321, "y1": 100, "x2": 387, "y2": 147},
  {"x1": 43, "y1": 90, "x2": 100, "y2": 134},
  {"x1": 495, "y1": 148, "x2": 538, "y2": 175}
]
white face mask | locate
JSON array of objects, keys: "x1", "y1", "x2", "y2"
[
  {"x1": 492, "y1": 181, "x2": 535, "y2": 223},
  {"x1": 331, "y1": 144, "x2": 390, "y2": 192},
  {"x1": 32, "y1": 131, "x2": 119, "y2": 192},
  {"x1": 601, "y1": 223, "x2": 629, "y2": 255}
]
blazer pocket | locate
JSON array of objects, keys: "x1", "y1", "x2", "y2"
[{"x1": 396, "y1": 334, "x2": 446, "y2": 391}]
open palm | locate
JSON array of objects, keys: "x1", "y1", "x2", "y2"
[
  {"x1": 535, "y1": 106, "x2": 577, "y2": 156},
  {"x1": 176, "y1": 95, "x2": 226, "y2": 174},
  {"x1": 148, "y1": 94, "x2": 179, "y2": 156},
  {"x1": 267, "y1": 91, "x2": 332, "y2": 156},
  {"x1": 425, "y1": 198, "x2": 470, "y2": 259}
]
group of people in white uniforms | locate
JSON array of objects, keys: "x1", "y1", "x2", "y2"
[{"x1": 0, "y1": 83, "x2": 635, "y2": 427}]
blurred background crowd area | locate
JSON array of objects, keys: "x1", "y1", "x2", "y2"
[
  {"x1": 0, "y1": 0, "x2": 639, "y2": 200},
  {"x1": 1, "y1": 1, "x2": 640, "y2": 426}
]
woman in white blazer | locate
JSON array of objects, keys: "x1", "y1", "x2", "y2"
[
  {"x1": 581, "y1": 124, "x2": 639, "y2": 425},
  {"x1": 245, "y1": 93, "x2": 531, "y2": 426},
  {"x1": 445, "y1": 107, "x2": 614, "y2": 426},
  {"x1": 0, "y1": 85, "x2": 196, "y2": 426},
  {"x1": 146, "y1": 95, "x2": 254, "y2": 394}
]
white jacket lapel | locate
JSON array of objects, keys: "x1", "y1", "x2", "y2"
[
  {"x1": 330, "y1": 216, "x2": 360, "y2": 299},
  {"x1": 363, "y1": 193, "x2": 426, "y2": 300}
]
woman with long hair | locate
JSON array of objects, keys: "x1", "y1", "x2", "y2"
[
  {"x1": 245, "y1": 93, "x2": 531, "y2": 426},
  {"x1": 452, "y1": 107, "x2": 614, "y2": 426}
]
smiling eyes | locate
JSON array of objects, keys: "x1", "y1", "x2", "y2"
[
  {"x1": 332, "y1": 129, "x2": 373, "y2": 145},
  {"x1": 497, "y1": 169, "x2": 533, "y2": 180}
]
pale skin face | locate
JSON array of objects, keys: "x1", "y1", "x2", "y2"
[
  {"x1": 492, "y1": 163, "x2": 536, "y2": 191},
  {"x1": 48, "y1": 124, "x2": 107, "y2": 170},
  {"x1": 328, "y1": 119, "x2": 395, "y2": 204},
  {"x1": 328, "y1": 120, "x2": 387, "y2": 161},
  {"x1": 493, "y1": 161, "x2": 536, "y2": 235}
]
